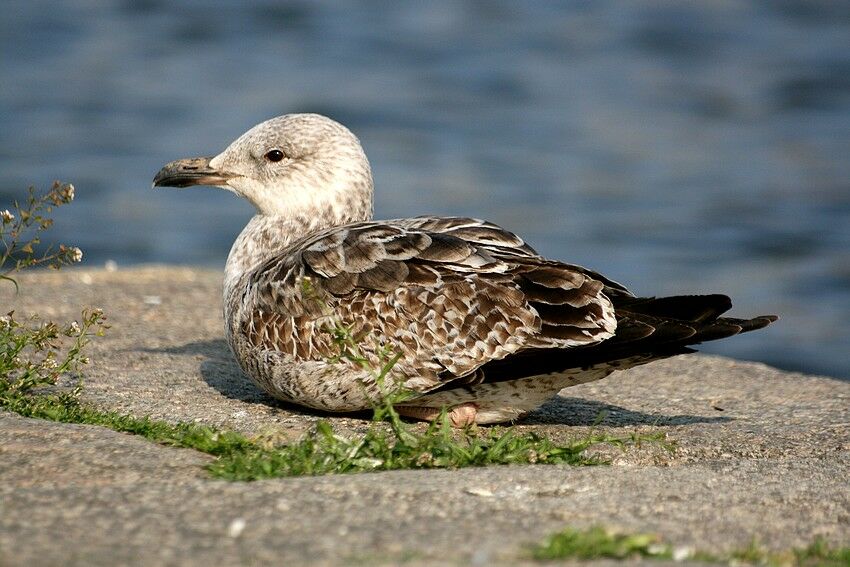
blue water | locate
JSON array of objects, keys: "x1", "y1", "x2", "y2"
[{"x1": 2, "y1": 1, "x2": 848, "y2": 379}]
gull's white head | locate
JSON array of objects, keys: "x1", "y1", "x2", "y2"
[{"x1": 153, "y1": 113, "x2": 374, "y2": 224}]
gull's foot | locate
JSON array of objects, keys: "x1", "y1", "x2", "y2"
[{"x1": 395, "y1": 402, "x2": 479, "y2": 427}]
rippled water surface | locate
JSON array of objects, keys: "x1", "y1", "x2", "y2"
[{"x1": 2, "y1": 1, "x2": 848, "y2": 378}]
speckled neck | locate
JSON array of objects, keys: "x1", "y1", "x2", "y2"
[{"x1": 224, "y1": 206, "x2": 372, "y2": 297}]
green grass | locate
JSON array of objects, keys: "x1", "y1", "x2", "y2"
[
  {"x1": 713, "y1": 537, "x2": 850, "y2": 567},
  {"x1": 0, "y1": 381, "x2": 667, "y2": 481},
  {"x1": 532, "y1": 527, "x2": 671, "y2": 561},
  {"x1": 1, "y1": 385, "x2": 256, "y2": 458},
  {"x1": 531, "y1": 526, "x2": 850, "y2": 566},
  {"x1": 791, "y1": 538, "x2": 850, "y2": 567}
]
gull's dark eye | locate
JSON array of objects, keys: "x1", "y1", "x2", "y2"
[{"x1": 264, "y1": 149, "x2": 285, "y2": 162}]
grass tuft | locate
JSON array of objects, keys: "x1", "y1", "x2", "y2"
[
  {"x1": 1, "y1": 385, "x2": 255, "y2": 456},
  {"x1": 0, "y1": 382, "x2": 665, "y2": 481},
  {"x1": 793, "y1": 537, "x2": 850, "y2": 567},
  {"x1": 531, "y1": 527, "x2": 850, "y2": 566},
  {"x1": 532, "y1": 526, "x2": 671, "y2": 561}
]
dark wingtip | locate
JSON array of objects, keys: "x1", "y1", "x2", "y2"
[
  {"x1": 743, "y1": 315, "x2": 779, "y2": 331},
  {"x1": 616, "y1": 293, "x2": 733, "y2": 323},
  {"x1": 689, "y1": 314, "x2": 778, "y2": 343}
]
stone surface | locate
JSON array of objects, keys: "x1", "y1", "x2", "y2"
[{"x1": 1, "y1": 266, "x2": 848, "y2": 566}]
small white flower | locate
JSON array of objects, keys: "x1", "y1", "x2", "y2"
[
  {"x1": 69, "y1": 321, "x2": 81, "y2": 334},
  {"x1": 0, "y1": 209, "x2": 13, "y2": 223},
  {"x1": 61, "y1": 183, "x2": 75, "y2": 202},
  {"x1": 0, "y1": 315, "x2": 11, "y2": 328},
  {"x1": 672, "y1": 546, "x2": 693, "y2": 561},
  {"x1": 69, "y1": 247, "x2": 83, "y2": 263}
]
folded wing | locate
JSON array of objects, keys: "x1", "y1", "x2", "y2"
[{"x1": 240, "y1": 217, "x2": 620, "y2": 393}]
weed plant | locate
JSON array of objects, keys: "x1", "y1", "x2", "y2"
[
  {"x1": 1, "y1": 182, "x2": 105, "y2": 406},
  {"x1": 532, "y1": 526, "x2": 850, "y2": 566}
]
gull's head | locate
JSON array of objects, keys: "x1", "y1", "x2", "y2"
[{"x1": 153, "y1": 113, "x2": 373, "y2": 222}]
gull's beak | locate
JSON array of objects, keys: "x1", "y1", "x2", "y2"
[{"x1": 152, "y1": 156, "x2": 237, "y2": 188}]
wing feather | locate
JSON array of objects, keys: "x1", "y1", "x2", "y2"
[{"x1": 241, "y1": 217, "x2": 618, "y2": 393}]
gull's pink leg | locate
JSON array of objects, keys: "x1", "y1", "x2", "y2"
[{"x1": 395, "y1": 403, "x2": 479, "y2": 427}]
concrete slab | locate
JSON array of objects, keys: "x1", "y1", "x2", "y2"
[{"x1": 1, "y1": 267, "x2": 847, "y2": 566}]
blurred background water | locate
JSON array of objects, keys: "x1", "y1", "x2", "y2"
[{"x1": 1, "y1": 1, "x2": 848, "y2": 379}]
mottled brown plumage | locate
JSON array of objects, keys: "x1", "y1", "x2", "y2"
[{"x1": 153, "y1": 113, "x2": 777, "y2": 424}]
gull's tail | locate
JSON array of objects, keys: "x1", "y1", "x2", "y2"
[{"x1": 479, "y1": 294, "x2": 778, "y2": 381}]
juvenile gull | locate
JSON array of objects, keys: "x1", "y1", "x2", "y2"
[{"x1": 153, "y1": 114, "x2": 777, "y2": 425}]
